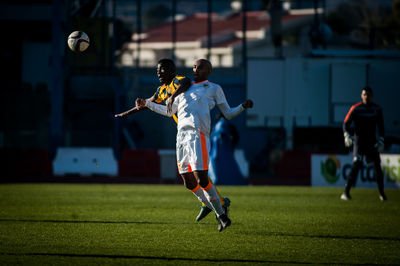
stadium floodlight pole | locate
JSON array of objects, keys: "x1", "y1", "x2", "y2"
[
  {"x1": 111, "y1": 0, "x2": 116, "y2": 69},
  {"x1": 207, "y1": 0, "x2": 212, "y2": 60},
  {"x1": 172, "y1": 0, "x2": 177, "y2": 62},
  {"x1": 270, "y1": 0, "x2": 283, "y2": 57},
  {"x1": 241, "y1": 0, "x2": 247, "y2": 68},
  {"x1": 111, "y1": 0, "x2": 123, "y2": 159},
  {"x1": 50, "y1": 0, "x2": 64, "y2": 159},
  {"x1": 102, "y1": 0, "x2": 107, "y2": 67},
  {"x1": 310, "y1": 0, "x2": 320, "y2": 49},
  {"x1": 136, "y1": 0, "x2": 142, "y2": 67}
]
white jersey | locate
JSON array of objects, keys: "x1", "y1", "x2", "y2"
[{"x1": 146, "y1": 80, "x2": 244, "y2": 136}]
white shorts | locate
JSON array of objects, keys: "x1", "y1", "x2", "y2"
[{"x1": 176, "y1": 128, "x2": 209, "y2": 174}]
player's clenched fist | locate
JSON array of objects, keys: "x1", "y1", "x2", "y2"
[
  {"x1": 135, "y1": 98, "x2": 146, "y2": 109},
  {"x1": 242, "y1": 99, "x2": 253, "y2": 109}
]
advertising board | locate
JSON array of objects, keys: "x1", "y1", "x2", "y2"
[{"x1": 311, "y1": 154, "x2": 400, "y2": 188}]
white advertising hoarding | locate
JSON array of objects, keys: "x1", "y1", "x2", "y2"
[
  {"x1": 312, "y1": 154, "x2": 400, "y2": 188},
  {"x1": 53, "y1": 147, "x2": 118, "y2": 176}
]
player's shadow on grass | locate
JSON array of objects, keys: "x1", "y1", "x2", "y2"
[
  {"x1": 254, "y1": 231, "x2": 400, "y2": 242},
  {"x1": 0, "y1": 218, "x2": 166, "y2": 225},
  {"x1": 2, "y1": 219, "x2": 398, "y2": 242},
  {"x1": 0, "y1": 251, "x2": 302, "y2": 264},
  {"x1": 0, "y1": 218, "x2": 217, "y2": 225}
]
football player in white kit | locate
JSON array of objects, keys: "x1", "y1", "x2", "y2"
[
  {"x1": 115, "y1": 59, "x2": 231, "y2": 222},
  {"x1": 136, "y1": 59, "x2": 253, "y2": 231}
]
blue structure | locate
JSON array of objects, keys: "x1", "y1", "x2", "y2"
[{"x1": 209, "y1": 118, "x2": 246, "y2": 185}]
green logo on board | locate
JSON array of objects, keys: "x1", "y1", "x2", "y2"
[{"x1": 321, "y1": 155, "x2": 340, "y2": 184}]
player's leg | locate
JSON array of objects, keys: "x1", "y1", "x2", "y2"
[
  {"x1": 374, "y1": 162, "x2": 386, "y2": 201},
  {"x1": 368, "y1": 151, "x2": 387, "y2": 201},
  {"x1": 209, "y1": 177, "x2": 226, "y2": 205},
  {"x1": 180, "y1": 172, "x2": 214, "y2": 209},
  {"x1": 200, "y1": 177, "x2": 226, "y2": 206},
  {"x1": 195, "y1": 170, "x2": 224, "y2": 216},
  {"x1": 342, "y1": 158, "x2": 362, "y2": 200},
  {"x1": 342, "y1": 159, "x2": 362, "y2": 199},
  {"x1": 176, "y1": 130, "x2": 214, "y2": 211},
  {"x1": 196, "y1": 176, "x2": 230, "y2": 222},
  {"x1": 185, "y1": 129, "x2": 230, "y2": 230},
  {"x1": 181, "y1": 170, "x2": 225, "y2": 222},
  {"x1": 342, "y1": 145, "x2": 362, "y2": 200},
  {"x1": 194, "y1": 170, "x2": 231, "y2": 231}
]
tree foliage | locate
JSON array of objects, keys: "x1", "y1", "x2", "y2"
[
  {"x1": 143, "y1": 4, "x2": 171, "y2": 29},
  {"x1": 326, "y1": 0, "x2": 400, "y2": 49}
]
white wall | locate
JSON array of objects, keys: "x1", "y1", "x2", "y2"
[
  {"x1": 284, "y1": 58, "x2": 330, "y2": 127},
  {"x1": 247, "y1": 59, "x2": 285, "y2": 127}
]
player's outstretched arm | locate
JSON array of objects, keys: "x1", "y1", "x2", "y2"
[
  {"x1": 167, "y1": 77, "x2": 191, "y2": 114},
  {"x1": 217, "y1": 99, "x2": 254, "y2": 120},
  {"x1": 114, "y1": 106, "x2": 142, "y2": 118},
  {"x1": 114, "y1": 96, "x2": 156, "y2": 118}
]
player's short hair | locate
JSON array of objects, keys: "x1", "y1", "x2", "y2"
[
  {"x1": 158, "y1": 58, "x2": 176, "y2": 73},
  {"x1": 198, "y1": 59, "x2": 212, "y2": 74},
  {"x1": 362, "y1": 86, "x2": 373, "y2": 94}
]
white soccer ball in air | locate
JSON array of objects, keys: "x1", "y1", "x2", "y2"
[{"x1": 67, "y1": 31, "x2": 90, "y2": 53}]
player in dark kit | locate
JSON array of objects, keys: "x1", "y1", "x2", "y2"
[{"x1": 341, "y1": 86, "x2": 387, "y2": 201}]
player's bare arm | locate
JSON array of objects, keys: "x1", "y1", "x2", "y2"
[
  {"x1": 217, "y1": 101, "x2": 248, "y2": 120},
  {"x1": 114, "y1": 107, "x2": 140, "y2": 118},
  {"x1": 167, "y1": 77, "x2": 191, "y2": 114},
  {"x1": 114, "y1": 96, "x2": 155, "y2": 118}
]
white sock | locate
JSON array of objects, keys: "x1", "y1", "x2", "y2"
[
  {"x1": 202, "y1": 183, "x2": 224, "y2": 217},
  {"x1": 191, "y1": 184, "x2": 213, "y2": 209}
]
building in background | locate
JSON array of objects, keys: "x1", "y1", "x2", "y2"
[{"x1": 118, "y1": 8, "x2": 321, "y2": 67}]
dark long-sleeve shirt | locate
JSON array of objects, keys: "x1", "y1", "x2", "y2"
[{"x1": 343, "y1": 102, "x2": 384, "y2": 147}]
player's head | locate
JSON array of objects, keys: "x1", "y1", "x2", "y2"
[
  {"x1": 157, "y1": 59, "x2": 176, "y2": 84},
  {"x1": 193, "y1": 59, "x2": 212, "y2": 83},
  {"x1": 361, "y1": 86, "x2": 373, "y2": 105}
]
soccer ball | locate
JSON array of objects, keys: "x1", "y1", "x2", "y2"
[{"x1": 67, "y1": 31, "x2": 90, "y2": 53}]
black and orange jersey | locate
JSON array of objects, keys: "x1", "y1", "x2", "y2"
[
  {"x1": 343, "y1": 102, "x2": 384, "y2": 146},
  {"x1": 152, "y1": 75, "x2": 187, "y2": 123}
]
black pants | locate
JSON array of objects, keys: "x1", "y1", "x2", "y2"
[{"x1": 345, "y1": 144, "x2": 385, "y2": 196}]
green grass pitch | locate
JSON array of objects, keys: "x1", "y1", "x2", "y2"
[{"x1": 0, "y1": 184, "x2": 399, "y2": 265}]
